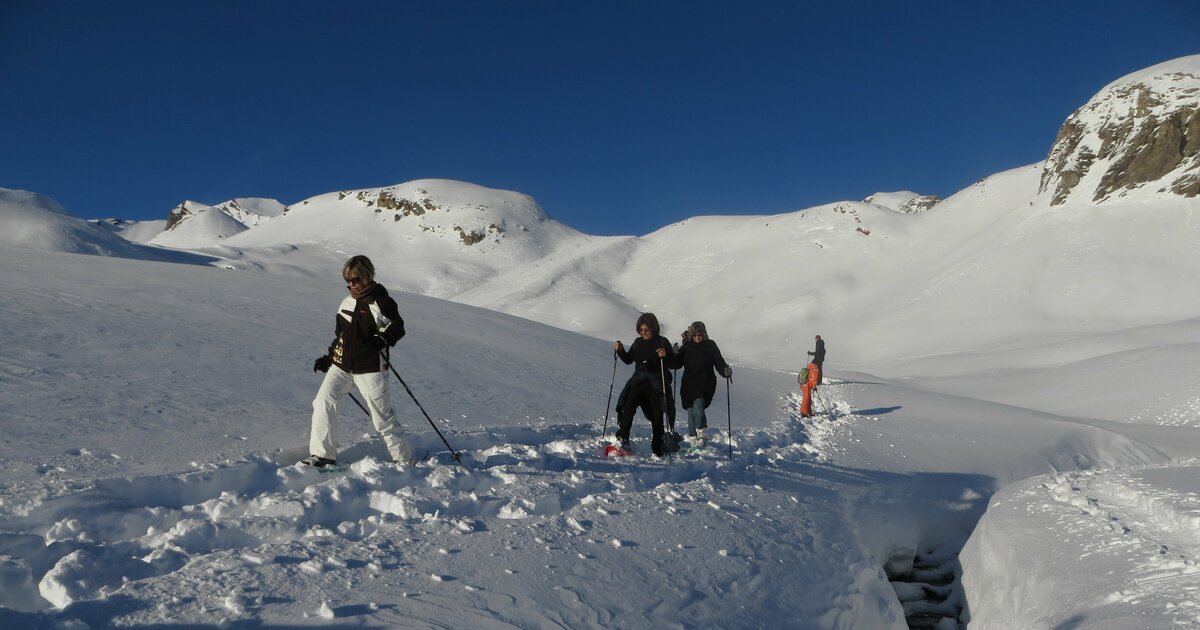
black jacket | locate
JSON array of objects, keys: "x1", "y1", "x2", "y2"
[
  {"x1": 812, "y1": 339, "x2": 826, "y2": 364},
  {"x1": 616, "y1": 335, "x2": 678, "y2": 394},
  {"x1": 328, "y1": 283, "x2": 405, "y2": 374},
  {"x1": 678, "y1": 338, "x2": 730, "y2": 409}
]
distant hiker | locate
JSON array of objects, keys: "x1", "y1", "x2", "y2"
[
  {"x1": 613, "y1": 312, "x2": 679, "y2": 457},
  {"x1": 799, "y1": 360, "x2": 821, "y2": 418},
  {"x1": 306, "y1": 255, "x2": 410, "y2": 468},
  {"x1": 676, "y1": 321, "x2": 731, "y2": 447},
  {"x1": 807, "y1": 335, "x2": 826, "y2": 385}
]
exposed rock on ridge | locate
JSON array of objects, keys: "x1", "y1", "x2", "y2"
[
  {"x1": 897, "y1": 195, "x2": 941, "y2": 213},
  {"x1": 1040, "y1": 56, "x2": 1200, "y2": 205}
]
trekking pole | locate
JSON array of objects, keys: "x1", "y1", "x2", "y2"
[
  {"x1": 601, "y1": 350, "x2": 617, "y2": 440},
  {"x1": 660, "y1": 356, "x2": 675, "y2": 433},
  {"x1": 725, "y1": 376, "x2": 733, "y2": 461},
  {"x1": 672, "y1": 367, "x2": 679, "y2": 430},
  {"x1": 380, "y1": 352, "x2": 462, "y2": 465},
  {"x1": 816, "y1": 388, "x2": 833, "y2": 419},
  {"x1": 660, "y1": 356, "x2": 670, "y2": 457}
]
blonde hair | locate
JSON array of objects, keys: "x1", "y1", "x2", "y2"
[{"x1": 342, "y1": 255, "x2": 375, "y2": 284}]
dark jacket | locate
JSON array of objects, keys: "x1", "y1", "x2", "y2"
[
  {"x1": 678, "y1": 338, "x2": 730, "y2": 409},
  {"x1": 616, "y1": 335, "x2": 678, "y2": 394},
  {"x1": 328, "y1": 283, "x2": 405, "y2": 374},
  {"x1": 812, "y1": 339, "x2": 826, "y2": 364}
]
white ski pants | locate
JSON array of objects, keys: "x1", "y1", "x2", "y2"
[{"x1": 310, "y1": 365, "x2": 410, "y2": 463}]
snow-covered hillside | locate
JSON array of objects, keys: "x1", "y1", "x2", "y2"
[
  {"x1": 2, "y1": 246, "x2": 1198, "y2": 629},
  {"x1": 3, "y1": 55, "x2": 1200, "y2": 628},
  {"x1": 148, "y1": 198, "x2": 287, "y2": 247},
  {"x1": 0, "y1": 189, "x2": 162, "y2": 260},
  {"x1": 1040, "y1": 55, "x2": 1200, "y2": 206},
  {"x1": 90, "y1": 217, "x2": 169, "y2": 244},
  {"x1": 46, "y1": 61, "x2": 1196, "y2": 376}
]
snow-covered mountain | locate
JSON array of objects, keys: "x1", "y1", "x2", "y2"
[
  {"x1": 148, "y1": 197, "x2": 287, "y2": 247},
  {"x1": 39, "y1": 58, "x2": 1192, "y2": 374},
  {"x1": 215, "y1": 197, "x2": 286, "y2": 227},
  {"x1": 89, "y1": 217, "x2": 169, "y2": 244},
  {"x1": 1, "y1": 242, "x2": 1197, "y2": 628},
  {"x1": 8, "y1": 58, "x2": 1200, "y2": 370},
  {"x1": 3, "y1": 55, "x2": 1200, "y2": 629},
  {"x1": 0, "y1": 189, "x2": 163, "y2": 260},
  {"x1": 863, "y1": 190, "x2": 941, "y2": 213},
  {"x1": 1040, "y1": 55, "x2": 1200, "y2": 205}
]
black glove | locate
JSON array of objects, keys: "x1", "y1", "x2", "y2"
[
  {"x1": 313, "y1": 355, "x2": 332, "y2": 373},
  {"x1": 722, "y1": 366, "x2": 733, "y2": 378},
  {"x1": 367, "y1": 334, "x2": 387, "y2": 351}
]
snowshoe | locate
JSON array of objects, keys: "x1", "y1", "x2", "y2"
[
  {"x1": 426, "y1": 450, "x2": 464, "y2": 466},
  {"x1": 600, "y1": 439, "x2": 633, "y2": 458},
  {"x1": 300, "y1": 455, "x2": 337, "y2": 468}
]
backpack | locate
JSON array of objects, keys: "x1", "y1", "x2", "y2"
[{"x1": 798, "y1": 367, "x2": 809, "y2": 384}]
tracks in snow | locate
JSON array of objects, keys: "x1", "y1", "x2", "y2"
[{"x1": 1038, "y1": 463, "x2": 1200, "y2": 621}]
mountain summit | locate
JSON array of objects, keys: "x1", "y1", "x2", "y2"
[{"x1": 1040, "y1": 55, "x2": 1200, "y2": 205}]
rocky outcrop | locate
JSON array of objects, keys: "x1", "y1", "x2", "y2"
[
  {"x1": 163, "y1": 202, "x2": 197, "y2": 231},
  {"x1": 376, "y1": 190, "x2": 439, "y2": 216},
  {"x1": 897, "y1": 195, "x2": 941, "y2": 213},
  {"x1": 1039, "y1": 57, "x2": 1200, "y2": 205}
]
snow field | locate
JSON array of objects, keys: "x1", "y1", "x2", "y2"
[
  {"x1": 961, "y1": 463, "x2": 1200, "y2": 628},
  {"x1": 2, "y1": 410, "x2": 911, "y2": 628}
]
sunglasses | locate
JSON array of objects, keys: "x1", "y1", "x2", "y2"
[
  {"x1": 344, "y1": 275, "x2": 365, "y2": 286},
  {"x1": 638, "y1": 327, "x2": 652, "y2": 334}
]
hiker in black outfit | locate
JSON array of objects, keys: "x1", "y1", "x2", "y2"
[
  {"x1": 612, "y1": 312, "x2": 679, "y2": 456},
  {"x1": 676, "y1": 321, "x2": 731, "y2": 447},
  {"x1": 807, "y1": 334, "x2": 826, "y2": 385}
]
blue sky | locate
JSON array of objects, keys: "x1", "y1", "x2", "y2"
[{"x1": 2, "y1": 1, "x2": 1197, "y2": 236}]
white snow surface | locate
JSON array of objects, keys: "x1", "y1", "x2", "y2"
[
  {"x1": 0, "y1": 240, "x2": 1198, "y2": 627},
  {"x1": 0, "y1": 190, "x2": 161, "y2": 260},
  {"x1": 2, "y1": 55, "x2": 1200, "y2": 629},
  {"x1": 61, "y1": 165, "x2": 1200, "y2": 373},
  {"x1": 862, "y1": 191, "x2": 920, "y2": 211}
]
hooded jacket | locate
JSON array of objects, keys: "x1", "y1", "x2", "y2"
[{"x1": 677, "y1": 338, "x2": 730, "y2": 409}]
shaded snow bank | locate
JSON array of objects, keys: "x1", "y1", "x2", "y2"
[{"x1": 961, "y1": 463, "x2": 1200, "y2": 628}]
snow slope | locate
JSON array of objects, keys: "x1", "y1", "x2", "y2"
[
  {"x1": 0, "y1": 189, "x2": 163, "y2": 260},
  {"x1": 1, "y1": 246, "x2": 1198, "y2": 628},
  {"x1": 149, "y1": 201, "x2": 251, "y2": 247},
  {"x1": 82, "y1": 163, "x2": 1200, "y2": 374},
  {"x1": 961, "y1": 463, "x2": 1200, "y2": 629},
  {"x1": 89, "y1": 218, "x2": 169, "y2": 244},
  {"x1": 213, "y1": 179, "x2": 591, "y2": 294},
  {"x1": 3, "y1": 54, "x2": 1199, "y2": 629},
  {"x1": 81, "y1": 57, "x2": 1198, "y2": 375}
]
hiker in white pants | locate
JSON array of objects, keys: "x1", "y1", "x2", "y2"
[{"x1": 306, "y1": 255, "x2": 411, "y2": 467}]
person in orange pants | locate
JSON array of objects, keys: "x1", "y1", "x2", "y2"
[{"x1": 799, "y1": 361, "x2": 821, "y2": 418}]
